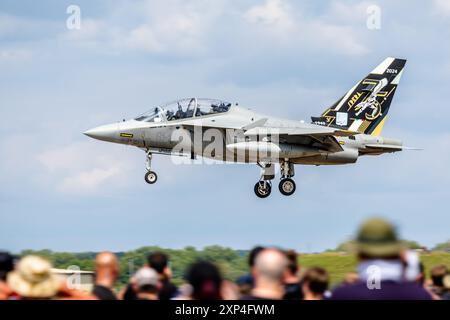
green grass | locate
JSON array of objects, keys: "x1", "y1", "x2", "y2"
[
  {"x1": 23, "y1": 247, "x2": 450, "y2": 288},
  {"x1": 299, "y1": 252, "x2": 450, "y2": 285}
]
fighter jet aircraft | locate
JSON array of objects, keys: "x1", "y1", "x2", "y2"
[{"x1": 84, "y1": 57, "x2": 413, "y2": 198}]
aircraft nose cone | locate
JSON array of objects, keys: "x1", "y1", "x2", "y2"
[
  {"x1": 83, "y1": 124, "x2": 118, "y2": 142},
  {"x1": 83, "y1": 128, "x2": 99, "y2": 138}
]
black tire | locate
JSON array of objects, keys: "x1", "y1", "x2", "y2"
[
  {"x1": 279, "y1": 178, "x2": 296, "y2": 196},
  {"x1": 254, "y1": 181, "x2": 272, "y2": 198},
  {"x1": 144, "y1": 171, "x2": 158, "y2": 184}
]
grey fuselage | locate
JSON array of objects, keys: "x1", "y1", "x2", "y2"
[{"x1": 84, "y1": 105, "x2": 402, "y2": 165}]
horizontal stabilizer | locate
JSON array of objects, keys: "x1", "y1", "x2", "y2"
[{"x1": 365, "y1": 144, "x2": 423, "y2": 151}]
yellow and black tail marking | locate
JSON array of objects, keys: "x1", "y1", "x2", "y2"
[{"x1": 311, "y1": 57, "x2": 406, "y2": 136}]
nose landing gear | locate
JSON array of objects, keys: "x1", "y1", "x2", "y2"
[{"x1": 144, "y1": 150, "x2": 158, "y2": 185}]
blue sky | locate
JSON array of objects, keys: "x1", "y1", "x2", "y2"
[{"x1": 1, "y1": 0, "x2": 449, "y2": 253}]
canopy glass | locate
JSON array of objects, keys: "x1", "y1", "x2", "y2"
[{"x1": 135, "y1": 98, "x2": 232, "y2": 122}]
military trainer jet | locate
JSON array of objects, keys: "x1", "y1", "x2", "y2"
[{"x1": 84, "y1": 57, "x2": 412, "y2": 198}]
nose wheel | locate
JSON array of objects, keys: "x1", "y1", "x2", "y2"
[
  {"x1": 145, "y1": 171, "x2": 158, "y2": 184},
  {"x1": 144, "y1": 150, "x2": 158, "y2": 185}
]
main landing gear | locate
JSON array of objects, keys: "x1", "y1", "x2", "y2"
[
  {"x1": 278, "y1": 160, "x2": 296, "y2": 196},
  {"x1": 254, "y1": 180, "x2": 272, "y2": 198},
  {"x1": 144, "y1": 150, "x2": 158, "y2": 184},
  {"x1": 253, "y1": 160, "x2": 296, "y2": 198},
  {"x1": 279, "y1": 178, "x2": 295, "y2": 196},
  {"x1": 254, "y1": 162, "x2": 275, "y2": 198}
]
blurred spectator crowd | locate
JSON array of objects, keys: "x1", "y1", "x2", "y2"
[{"x1": 0, "y1": 218, "x2": 449, "y2": 300}]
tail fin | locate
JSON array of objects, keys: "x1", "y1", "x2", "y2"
[{"x1": 311, "y1": 57, "x2": 406, "y2": 136}]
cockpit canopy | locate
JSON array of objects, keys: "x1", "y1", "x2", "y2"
[{"x1": 135, "y1": 98, "x2": 232, "y2": 123}]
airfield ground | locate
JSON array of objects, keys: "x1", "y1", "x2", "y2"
[{"x1": 299, "y1": 252, "x2": 450, "y2": 285}]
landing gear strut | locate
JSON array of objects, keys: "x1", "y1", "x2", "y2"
[
  {"x1": 144, "y1": 150, "x2": 158, "y2": 185},
  {"x1": 278, "y1": 160, "x2": 296, "y2": 196},
  {"x1": 254, "y1": 162, "x2": 275, "y2": 198}
]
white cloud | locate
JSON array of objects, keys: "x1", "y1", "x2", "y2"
[
  {"x1": 0, "y1": 14, "x2": 30, "y2": 36},
  {"x1": 126, "y1": 24, "x2": 164, "y2": 53},
  {"x1": 307, "y1": 21, "x2": 368, "y2": 55},
  {"x1": 63, "y1": 19, "x2": 107, "y2": 42},
  {"x1": 243, "y1": 0, "x2": 368, "y2": 55},
  {"x1": 36, "y1": 142, "x2": 131, "y2": 195},
  {"x1": 244, "y1": 0, "x2": 294, "y2": 30},
  {"x1": 37, "y1": 142, "x2": 96, "y2": 172},
  {"x1": 33, "y1": 139, "x2": 203, "y2": 195},
  {"x1": 60, "y1": 0, "x2": 224, "y2": 55},
  {"x1": 0, "y1": 13, "x2": 58, "y2": 41},
  {"x1": 59, "y1": 166, "x2": 120, "y2": 194},
  {"x1": 433, "y1": 0, "x2": 450, "y2": 16},
  {"x1": 124, "y1": 7, "x2": 209, "y2": 54},
  {"x1": 57, "y1": 0, "x2": 368, "y2": 57},
  {"x1": 325, "y1": 1, "x2": 373, "y2": 24},
  {"x1": 0, "y1": 49, "x2": 32, "y2": 62}
]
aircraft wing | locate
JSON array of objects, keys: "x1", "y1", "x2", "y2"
[
  {"x1": 244, "y1": 126, "x2": 355, "y2": 137},
  {"x1": 244, "y1": 126, "x2": 357, "y2": 153},
  {"x1": 177, "y1": 120, "x2": 358, "y2": 153}
]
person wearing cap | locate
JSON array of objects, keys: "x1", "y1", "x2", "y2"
[
  {"x1": 134, "y1": 267, "x2": 160, "y2": 300},
  {"x1": 330, "y1": 217, "x2": 432, "y2": 300}
]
